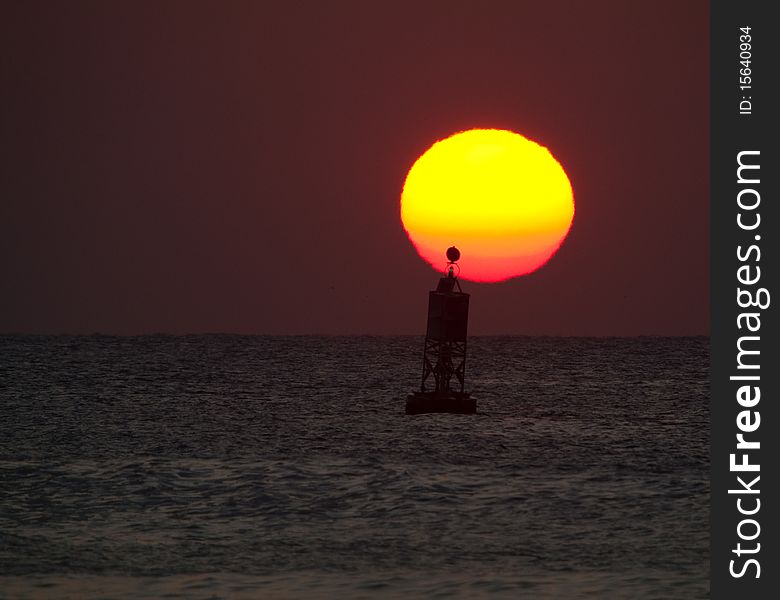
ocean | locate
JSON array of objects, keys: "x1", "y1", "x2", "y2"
[{"x1": 0, "y1": 335, "x2": 709, "y2": 599}]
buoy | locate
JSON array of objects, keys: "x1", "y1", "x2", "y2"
[{"x1": 406, "y1": 247, "x2": 476, "y2": 415}]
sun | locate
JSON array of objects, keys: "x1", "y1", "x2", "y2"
[{"x1": 400, "y1": 128, "x2": 574, "y2": 282}]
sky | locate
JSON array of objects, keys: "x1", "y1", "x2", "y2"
[{"x1": 0, "y1": 0, "x2": 709, "y2": 335}]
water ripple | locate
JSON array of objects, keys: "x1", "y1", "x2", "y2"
[{"x1": 0, "y1": 336, "x2": 709, "y2": 598}]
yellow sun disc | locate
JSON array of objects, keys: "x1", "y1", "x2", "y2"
[{"x1": 400, "y1": 128, "x2": 574, "y2": 282}]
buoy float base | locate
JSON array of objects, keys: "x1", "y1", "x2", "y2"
[{"x1": 405, "y1": 391, "x2": 476, "y2": 415}]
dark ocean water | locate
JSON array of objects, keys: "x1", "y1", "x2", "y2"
[{"x1": 0, "y1": 336, "x2": 709, "y2": 599}]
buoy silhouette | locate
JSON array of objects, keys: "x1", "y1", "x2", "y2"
[{"x1": 405, "y1": 247, "x2": 475, "y2": 415}]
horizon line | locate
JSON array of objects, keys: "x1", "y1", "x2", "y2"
[{"x1": 0, "y1": 331, "x2": 711, "y2": 338}]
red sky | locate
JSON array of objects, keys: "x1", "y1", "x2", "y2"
[{"x1": 0, "y1": 1, "x2": 709, "y2": 335}]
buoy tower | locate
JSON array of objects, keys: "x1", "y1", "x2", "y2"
[{"x1": 406, "y1": 247, "x2": 476, "y2": 415}]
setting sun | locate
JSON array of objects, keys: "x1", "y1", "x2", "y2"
[{"x1": 401, "y1": 129, "x2": 574, "y2": 282}]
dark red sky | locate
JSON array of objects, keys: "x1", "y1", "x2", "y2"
[{"x1": 1, "y1": 1, "x2": 708, "y2": 335}]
